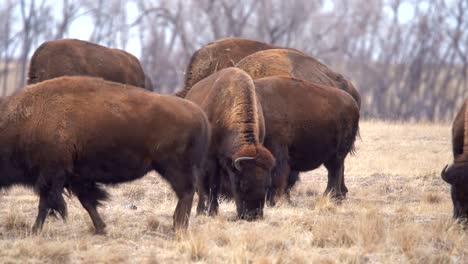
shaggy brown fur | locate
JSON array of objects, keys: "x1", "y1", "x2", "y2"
[
  {"x1": 185, "y1": 68, "x2": 275, "y2": 220},
  {"x1": 253, "y1": 77, "x2": 360, "y2": 204},
  {"x1": 28, "y1": 39, "x2": 153, "y2": 90},
  {"x1": 442, "y1": 99, "x2": 468, "y2": 219},
  {"x1": 0, "y1": 76, "x2": 210, "y2": 234},
  {"x1": 236, "y1": 49, "x2": 361, "y2": 108},
  {"x1": 176, "y1": 37, "x2": 302, "y2": 97}
]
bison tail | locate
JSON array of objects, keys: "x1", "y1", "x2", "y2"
[
  {"x1": 68, "y1": 182, "x2": 110, "y2": 208},
  {"x1": 92, "y1": 184, "x2": 110, "y2": 207},
  {"x1": 348, "y1": 124, "x2": 360, "y2": 157}
]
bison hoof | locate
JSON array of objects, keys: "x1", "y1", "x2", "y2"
[
  {"x1": 324, "y1": 191, "x2": 346, "y2": 203},
  {"x1": 31, "y1": 226, "x2": 41, "y2": 235},
  {"x1": 94, "y1": 228, "x2": 107, "y2": 235}
]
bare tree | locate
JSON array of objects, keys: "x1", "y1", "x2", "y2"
[{"x1": 0, "y1": 0, "x2": 467, "y2": 121}]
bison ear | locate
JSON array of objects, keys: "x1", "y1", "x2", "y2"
[{"x1": 441, "y1": 164, "x2": 456, "y2": 184}]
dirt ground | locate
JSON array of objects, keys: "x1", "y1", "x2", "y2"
[{"x1": 0, "y1": 120, "x2": 465, "y2": 263}]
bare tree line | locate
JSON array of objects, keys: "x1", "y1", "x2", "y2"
[{"x1": 0, "y1": 0, "x2": 466, "y2": 121}]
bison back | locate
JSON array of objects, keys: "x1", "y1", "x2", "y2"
[
  {"x1": 255, "y1": 77, "x2": 359, "y2": 171},
  {"x1": 28, "y1": 39, "x2": 150, "y2": 90}
]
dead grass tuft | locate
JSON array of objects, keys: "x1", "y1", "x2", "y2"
[
  {"x1": 311, "y1": 194, "x2": 337, "y2": 213},
  {"x1": 122, "y1": 185, "x2": 146, "y2": 201},
  {"x1": 422, "y1": 192, "x2": 443, "y2": 204},
  {"x1": 355, "y1": 209, "x2": 386, "y2": 251},
  {"x1": 3, "y1": 207, "x2": 30, "y2": 235},
  {"x1": 179, "y1": 231, "x2": 208, "y2": 261},
  {"x1": 146, "y1": 215, "x2": 161, "y2": 231}
]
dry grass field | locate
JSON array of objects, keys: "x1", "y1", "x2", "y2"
[{"x1": 0, "y1": 120, "x2": 465, "y2": 263}]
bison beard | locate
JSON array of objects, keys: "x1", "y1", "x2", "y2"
[{"x1": 0, "y1": 76, "x2": 210, "y2": 234}]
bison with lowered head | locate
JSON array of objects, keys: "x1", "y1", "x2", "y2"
[
  {"x1": 236, "y1": 48, "x2": 361, "y2": 108},
  {"x1": 235, "y1": 49, "x2": 360, "y2": 203},
  {"x1": 0, "y1": 76, "x2": 210, "y2": 234},
  {"x1": 185, "y1": 68, "x2": 275, "y2": 220},
  {"x1": 254, "y1": 77, "x2": 360, "y2": 204},
  {"x1": 177, "y1": 37, "x2": 301, "y2": 97},
  {"x1": 28, "y1": 39, "x2": 153, "y2": 90},
  {"x1": 442, "y1": 99, "x2": 468, "y2": 220}
]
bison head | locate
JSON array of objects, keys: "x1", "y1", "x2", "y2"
[
  {"x1": 441, "y1": 162, "x2": 468, "y2": 220},
  {"x1": 230, "y1": 145, "x2": 275, "y2": 220}
]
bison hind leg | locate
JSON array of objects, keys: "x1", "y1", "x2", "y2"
[
  {"x1": 71, "y1": 182, "x2": 109, "y2": 235},
  {"x1": 32, "y1": 169, "x2": 68, "y2": 234},
  {"x1": 324, "y1": 157, "x2": 346, "y2": 201}
]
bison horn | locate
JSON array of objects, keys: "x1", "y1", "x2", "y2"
[
  {"x1": 234, "y1": 157, "x2": 255, "y2": 171},
  {"x1": 441, "y1": 164, "x2": 455, "y2": 184}
]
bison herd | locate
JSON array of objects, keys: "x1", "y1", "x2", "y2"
[{"x1": 0, "y1": 37, "x2": 465, "y2": 235}]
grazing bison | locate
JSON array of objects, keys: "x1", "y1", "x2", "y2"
[
  {"x1": 235, "y1": 48, "x2": 361, "y2": 202},
  {"x1": 177, "y1": 37, "x2": 301, "y2": 97},
  {"x1": 185, "y1": 68, "x2": 275, "y2": 220},
  {"x1": 253, "y1": 77, "x2": 360, "y2": 204},
  {"x1": 442, "y1": 99, "x2": 468, "y2": 220},
  {"x1": 0, "y1": 76, "x2": 209, "y2": 234},
  {"x1": 28, "y1": 39, "x2": 153, "y2": 90},
  {"x1": 236, "y1": 49, "x2": 361, "y2": 108}
]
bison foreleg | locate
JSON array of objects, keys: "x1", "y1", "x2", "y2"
[
  {"x1": 163, "y1": 166, "x2": 196, "y2": 231},
  {"x1": 174, "y1": 188, "x2": 194, "y2": 231},
  {"x1": 267, "y1": 161, "x2": 290, "y2": 206},
  {"x1": 285, "y1": 170, "x2": 300, "y2": 205},
  {"x1": 196, "y1": 193, "x2": 207, "y2": 215}
]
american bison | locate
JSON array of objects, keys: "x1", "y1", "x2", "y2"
[
  {"x1": 253, "y1": 77, "x2": 360, "y2": 204},
  {"x1": 442, "y1": 99, "x2": 468, "y2": 220},
  {"x1": 185, "y1": 68, "x2": 275, "y2": 220},
  {"x1": 235, "y1": 48, "x2": 361, "y2": 202},
  {"x1": 236, "y1": 48, "x2": 361, "y2": 108},
  {"x1": 177, "y1": 37, "x2": 301, "y2": 97},
  {"x1": 0, "y1": 76, "x2": 210, "y2": 234},
  {"x1": 28, "y1": 39, "x2": 153, "y2": 90}
]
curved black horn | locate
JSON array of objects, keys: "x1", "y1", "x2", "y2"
[
  {"x1": 441, "y1": 164, "x2": 454, "y2": 184},
  {"x1": 234, "y1": 157, "x2": 255, "y2": 171}
]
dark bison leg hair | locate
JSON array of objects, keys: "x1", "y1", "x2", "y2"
[
  {"x1": 341, "y1": 175, "x2": 348, "y2": 197},
  {"x1": 207, "y1": 162, "x2": 222, "y2": 216},
  {"x1": 266, "y1": 144, "x2": 289, "y2": 206},
  {"x1": 324, "y1": 157, "x2": 345, "y2": 200},
  {"x1": 32, "y1": 192, "x2": 49, "y2": 234},
  {"x1": 32, "y1": 168, "x2": 68, "y2": 234},
  {"x1": 196, "y1": 159, "x2": 220, "y2": 216},
  {"x1": 285, "y1": 170, "x2": 300, "y2": 204},
  {"x1": 196, "y1": 193, "x2": 207, "y2": 215},
  {"x1": 195, "y1": 163, "x2": 206, "y2": 215},
  {"x1": 339, "y1": 123, "x2": 359, "y2": 198},
  {"x1": 161, "y1": 165, "x2": 196, "y2": 231},
  {"x1": 71, "y1": 182, "x2": 109, "y2": 235}
]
